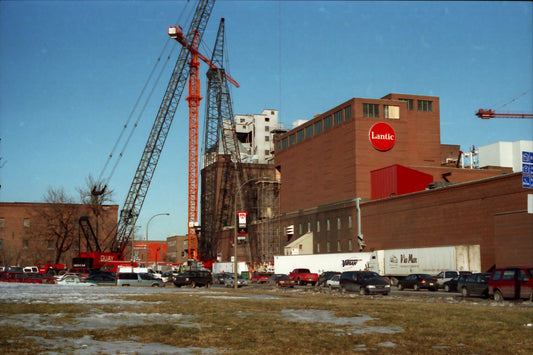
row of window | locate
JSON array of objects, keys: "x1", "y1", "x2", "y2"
[
  {"x1": 289, "y1": 215, "x2": 354, "y2": 235},
  {"x1": 0, "y1": 218, "x2": 31, "y2": 228},
  {"x1": 0, "y1": 239, "x2": 55, "y2": 250},
  {"x1": 317, "y1": 239, "x2": 355, "y2": 253},
  {"x1": 278, "y1": 105, "x2": 352, "y2": 151}
]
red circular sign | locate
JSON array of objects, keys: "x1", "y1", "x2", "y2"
[{"x1": 369, "y1": 123, "x2": 396, "y2": 151}]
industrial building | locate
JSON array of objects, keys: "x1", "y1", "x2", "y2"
[
  {"x1": 0, "y1": 202, "x2": 118, "y2": 267},
  {"x1": 205, "y1": 93, "x2": 532, "y2": 270}
]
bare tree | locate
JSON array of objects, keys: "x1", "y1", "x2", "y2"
[
  {"x1": 77, "y1": 174, "x2": 115, "y2": 246},
  {"x1": 38, "y1": 187, "x2": 81, "y2": 264}
]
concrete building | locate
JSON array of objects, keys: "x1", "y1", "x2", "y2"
[
  {"x1": 479, "y1": 140, "x2": 533, "y2": 172},
  {"x1": 235, "y1": 109, "x2": 281, "y2": 164}
]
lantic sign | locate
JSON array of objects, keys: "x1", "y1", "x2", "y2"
[{"x1": 369, "y1": 122, "x2": 396, "y2": 151}]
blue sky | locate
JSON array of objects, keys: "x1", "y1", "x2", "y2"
[{"x1": 1, "y1": 1, "x2": 532, "y2": 240}]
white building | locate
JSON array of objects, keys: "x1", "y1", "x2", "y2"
[
  {"x1": 479, "y1": 140, "x2": 533, "y2": 172},
  {"x1": 234, "y1": 109, "x2": 283, "y2": 164}
]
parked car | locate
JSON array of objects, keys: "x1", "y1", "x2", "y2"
[
  {"x1": 458, "y1": 273, "x2": 491, "y2": 298},
  {"x1": 443, "y1": 275, "x2": 468, "y2": 292},
  {"x1": 173, "y1": 270, "x2": 212, "y2": 288},
  {"x1": 84, "y1": 273, "x2": 117, "y2": 286},
  {"x1": 250, "y1": 272, "x2": 273, "y2": 284},
  {"x1": 116, "y1": 272, "x2": 164, "y2": 287},
  {"x1": 489, "y1": 266, "x2": 533, "y2": 301},
  {"x1": 224, "y1": 275, "x2": 248, "y2": 288},
  {"x1": 435, "y1": 270, "x2": 472, "y2": 288},
  {"x1": 66, "y1": 268, "x2": 91, "y2": 279},
  {"x1": 267, "y1": 274, "x2": 295, "y2": 288},
  {"x1": 339, "y1": 271, "x2": 391, "y2": 295},
  {"x1": 397, "y1": 274, "x2": 438, "y2": 291},
  {"x1": 326, "y1": 274, "x2": 340, "y2": 289},
  {"x1": 213, "y1": 273, "x2": 233, "y2": 284},
  {"x1": 317, "y1": 271, "x2": 341, "y2": 287},
  {"x1": 56, "y1": 274, "x2": 89, "y2": 286}
]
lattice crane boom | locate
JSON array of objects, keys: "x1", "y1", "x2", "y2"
[
  {"x1": 112, "y1": 0, "x2": 216, "y2": 255},
  {"x1": 476, "y1": 109, "x2": 533, "y2": 119}
]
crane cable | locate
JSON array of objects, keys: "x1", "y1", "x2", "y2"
[
  {"x1": 96, "y1": 2, "x2": 193, "y2": 189},
  {"x1": 495, "y1": 89, "x2": 531, "y2": 111}
]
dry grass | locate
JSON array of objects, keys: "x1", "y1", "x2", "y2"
[{"x1": 1, "y1": 288, "x2": 532, "y2": 354}]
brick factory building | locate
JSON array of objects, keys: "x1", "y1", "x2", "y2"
[
  {"x1": 0, "y1": 202, "x2": 118, "y2": 267},
  {"x1": 272, "y1": 93, "x2": 532, "y2": 269}
]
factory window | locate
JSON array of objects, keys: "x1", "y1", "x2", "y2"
[
  {"x1": 317, "y1": 243, "x2": 320, "y2": 253},
  {"x1": 337, "y1": 217, "x2": 341, "y2": 230},
  {"x1": 363, "y1": 103, "x2": 379, "y2": 118},
  {"x1": 334, "y1": 110, "x2": 343, "y2": 125},
  {"x1": 289, "y1": 134, "x2": 296, "y2": 146},
  {"x1": 314, "y1": 120, "x2": 322, "y2": 135},
  {"x1": 344, "y1": 105, "x2": 352, "y2": 120},
  {"x1": 47, "y1": 240, "x2": 54, "y2": 250},
  {"x1": 265, "y1": 135, "x2": 270, "y2": 142},
  {"x1": 265, "y1": 125, "x2": 270, "y2": 131},
  {"x1": 326, "y1": 219, "x2": 331, "y2": 231},
  {"x1": 399, "y1": 98, "x2": 414, "y2": 110},
  {"x1": 265, "y1": 117, "x2": 270, "y2": 122},
  {"x1": 276, "y1": 141, "x2": 281, "y2": 151},
  {"x1": 305, "y1": 125, "x2": 313, "y2": 139},
  {"x1": 297, "y1": 129, "x2": 304, "y2": 142},
  {"x1": 316, "y1": 220, "x2": 321, "y2": 232},
  {"x1": 327, "y1": 242, "x2": 331, "y2": 252},
  {"x1": 337, "y1": 240, "x2": 341, "y2": 252},
  {"x1": 281, "y1": 138, "x2": 287, "y2": 150},
  {"x1": 384, "y1": 105, "x2": 400, "y2": 119},
  {"x1": 0, "y1": 218, "x2": 4, "y2": 228},
  {"x1": 299, "y1": 223, "x2": 302, "y2": 235},
  {"x1": 240, "y1": 118, "x2": 246, "y2": 123},
  {"x1": 23, "y1": 239, "x2": 29, "y2": 249},
  {"x1": 264, "y1": 149, "x2": 270, "y2": 156},
  {"x1": 307, "y1": 222, "x2": 311, "y2": 232},
  {"x1": 348, "y1": 239, "x2": 353, "y2": 251},
  {"x1": 324, "y1": 116, "x2": 332, "y2": 130},
  {"x1": 24, "y1": 218, "x2": 30, "y2": 228},
  {"x1": 348, "y1": 216, "x2": 353, "y2": 229},
  {"x1": 418, "y1": 100, "x2": 433, "y2": 112},
  {"x1": 0, "y1": 239, "x2": 3, "y2": 249}
]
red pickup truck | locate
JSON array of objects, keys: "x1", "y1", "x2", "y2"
[{"x1": 288, "y1": 268, "x2": 318, "y2": 286}]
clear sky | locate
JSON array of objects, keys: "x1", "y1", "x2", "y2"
[{"x1": 1, "y1": 1, "x2": 532, "y2": 241}]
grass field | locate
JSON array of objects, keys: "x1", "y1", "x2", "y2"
[{"x1": 0, "y1": 286, "x2": 532, "y2": 354}]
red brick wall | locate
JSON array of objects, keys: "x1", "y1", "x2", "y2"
[{"x1": 361, "y1": 173, "x2": 531, "y2": 271}]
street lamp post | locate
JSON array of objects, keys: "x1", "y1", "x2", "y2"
[
  {"x1": 234, "y1": 177, "x2": 268, "y2": 289},
  {"x1": 146, "y1": 213, "x2": 170, "y2": 264}
]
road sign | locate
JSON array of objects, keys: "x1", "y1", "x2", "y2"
[{"x1": 523, "y1": 151, "x2": 533, "y2": 189}]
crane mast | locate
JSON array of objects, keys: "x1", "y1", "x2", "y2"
[
  {"x1": 111, "y1": 0, "x2": 216, "y2": 255},
  {"x1": 168, "y1": 15, "x2": 239, "y2": 260}
]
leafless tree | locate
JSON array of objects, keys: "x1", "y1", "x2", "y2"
[
  {"x1": 38, "y1": 187, "x2": 81, "y2": 264},
  {"x1": 77, "y1": 174, "x2": 115, "y2": 245}
]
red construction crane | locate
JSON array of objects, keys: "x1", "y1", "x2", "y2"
[
  {"x1": 476, "y1": 109, "x2": 533, "y2": 119},
  {"x1": 168, "y1": 25, "x2": 239, "y2": 260}
]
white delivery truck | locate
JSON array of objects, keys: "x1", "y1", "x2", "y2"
[
  {"x1": 274, "y1": 252, "x2": 372, "y2": 275},
  {"x1": 212, "y1": 262, "x2": 249, "y2": 275},
  {"x1": 367, "y1": 245, "x2": 481, "y2": 283}
]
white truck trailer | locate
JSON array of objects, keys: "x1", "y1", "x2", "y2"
[
  {"x1": 212, "y1": 262, "x2": 249, "y2": 275},
  {"x1": 274, "y1": 252, "x2": 372, "y2": 275},
  {"x1": 367, "y1": 245, "x2": 481, "y2": 282}
]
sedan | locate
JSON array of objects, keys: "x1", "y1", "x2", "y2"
[
  {"x1": 267, "y1": 274, "x2": 295, "y2": 288},
  {"x1": 443, "y1": 275, "x2": 468, "y2": 292},
  {"x1": 326, "y1": 274, "x2": 340, "y2": 289},
  {"x1": 224, "y1": 275, "x2": 248, "y2": 288},
  {"x1": 397, "y1": 274, "x2": 438, "y2": 291},
  {"x1": 56, "y1": 275, "x2": 90, "y2": 286},
  {"x1": 458, "y1": 273, "x2": 491, "y2": 298}
]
